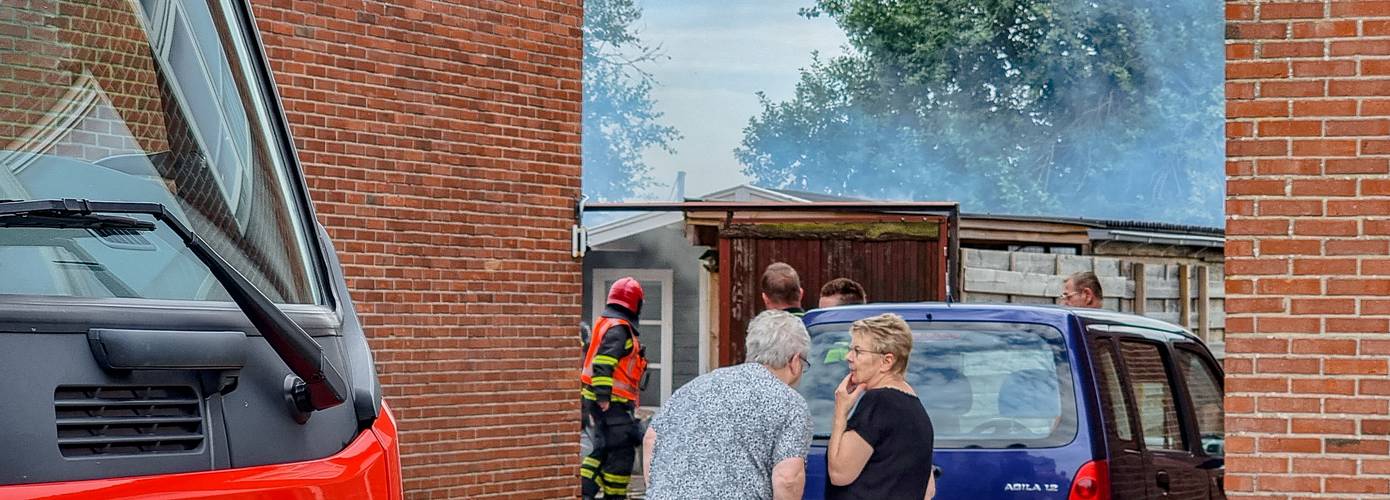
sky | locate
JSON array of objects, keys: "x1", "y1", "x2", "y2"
[{"x1": 634, "y1": 0, "x2": 848, "y2": 200}]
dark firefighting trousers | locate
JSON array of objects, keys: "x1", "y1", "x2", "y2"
[{"x1": 581, "y1": 400, "x2": 640, "y2": 499}]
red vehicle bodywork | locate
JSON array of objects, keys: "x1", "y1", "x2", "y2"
[{"x1": 3, "y1": 404, "x2": 402, "y2": 500}]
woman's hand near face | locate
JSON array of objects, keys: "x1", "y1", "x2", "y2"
[
  {"x1": 827, "y1": 373, "x2": 874, "y2": 487},
  {"x1": 834, "y1": 373, "x2": 865, "y2": 415}
]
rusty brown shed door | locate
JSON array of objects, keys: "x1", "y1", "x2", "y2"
[{"x1": 718, "y1": 218, "x2": 947, "y2": 366}]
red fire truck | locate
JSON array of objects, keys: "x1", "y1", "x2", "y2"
[{"x1": 0, "y1": 0, "x2": 401, "y2": 497}]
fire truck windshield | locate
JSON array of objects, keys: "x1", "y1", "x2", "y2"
[{"x1": 0, "y1": 0, "x2": 320, "y2": 303}]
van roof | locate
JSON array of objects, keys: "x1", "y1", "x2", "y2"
[{"x1": 802, "y1": 302, "x2": 1201, "y2": 343}]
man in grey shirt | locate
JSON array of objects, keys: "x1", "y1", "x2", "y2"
[{"x1": 643, "y1": 309, "x2": 813, "y2": 499}]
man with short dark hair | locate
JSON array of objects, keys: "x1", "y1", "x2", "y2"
[
  {"x1": 761, "y1": 262, "x2": 805, "y2": 316},
  {"x1": 818, "y1": 277, "x2": 867, "y2": 308},
  {"x1": 1061, "y1": 271, "x2": 1104, "y2": 309}
]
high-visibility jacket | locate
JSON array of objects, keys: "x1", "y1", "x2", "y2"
[{"x1": 581, "y1": 316, "x2": 647, "y2": 405}]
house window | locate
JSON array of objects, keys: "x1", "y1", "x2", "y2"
[{"x1": 591, "y1": 269, "x2": 674, "y2": 408}]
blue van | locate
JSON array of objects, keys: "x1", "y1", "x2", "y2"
[{"x1": 799, "y1": 304, "x2": 1225, "y2": 500}]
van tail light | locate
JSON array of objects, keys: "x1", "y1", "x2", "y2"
[{"x1": 1068, "y1": 460, "x2": 1110, "y2": 500}]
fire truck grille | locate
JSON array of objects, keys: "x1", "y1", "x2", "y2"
[{"x1": 54, "y1": 385, "x2": 204, "y2": 457}]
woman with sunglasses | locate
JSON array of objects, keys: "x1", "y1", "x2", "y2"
[{"x1": 826, "y1": 313, "x2": 936, "y2": 499}]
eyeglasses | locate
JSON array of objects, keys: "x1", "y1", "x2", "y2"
[
  {"x1": 849, "y1": 346, "x2": 888, "y2": 357},
  {"x1": 797, "y1": 354, "x2": 811, "y2": 372},
  {"x1": 1060, "y1": 291, "x2": 1079, "y2": 300}
]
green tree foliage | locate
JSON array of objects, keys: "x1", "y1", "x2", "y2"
[
  {"x1": 584, "y1": 0, "x2": 681, "y2": 201},
  {"x1": 737, "y1": 0, "x2": 1223, "y2": 225}
]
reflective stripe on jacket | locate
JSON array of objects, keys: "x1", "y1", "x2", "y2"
[{"x1": 581, "y1": 316, "x2": 647, "y2": 404}]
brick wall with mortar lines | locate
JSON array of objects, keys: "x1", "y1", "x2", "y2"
[
  {"x1": 250, "y1": 1, "x2": 583, "y2": 498},
  {"x1": 1228, "y1": 1, "x2": 1390, "y2": 497}
]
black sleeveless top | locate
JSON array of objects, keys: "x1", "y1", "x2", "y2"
[{"x1": 827, "y1": 388, "x2": 935, "y2": 500}]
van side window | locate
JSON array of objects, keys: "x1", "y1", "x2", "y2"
[
  {"x1": 1090, "y1": 338, "x2": 1134, "y2": 442},
  {"x1": 1119, "y1": 341, "x2": 1186, "y2": 451},
  {"x1": 1179, "y1": 349, "x2": 1224, "y2": 457}
]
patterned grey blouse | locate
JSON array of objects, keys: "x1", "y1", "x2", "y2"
[{"x1": 646, "y1": 363, "x2": 813, "y2": 500}]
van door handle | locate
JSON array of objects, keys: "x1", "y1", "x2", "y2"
[
  {"x1": 88, "y1": 329, "x2": 247, "y2": 370},
  {"x1": 1156, "y1": 470, "x2": 1171, "y2": 490}
]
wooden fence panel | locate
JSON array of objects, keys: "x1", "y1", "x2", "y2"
[{"x1": 962, "y1": 249, "x2": 1225, "y2": 351}]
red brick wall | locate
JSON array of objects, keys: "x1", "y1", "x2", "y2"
[
  {"x1": 1227, "y1": 1, "x2": 1390, "y2": 497},
  {"x1": 250, "y1": 2, "x2": 582, "y2": 498}
]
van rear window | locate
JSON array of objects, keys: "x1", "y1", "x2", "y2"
[{"x1": 800, "y1": 321, "x2": 1078, "y2": 449}]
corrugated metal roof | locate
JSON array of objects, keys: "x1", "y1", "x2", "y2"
[
  {"x1": 584, "y1": 201, "x2": 960, "y2": 213},
  {"x1": 764, "y1": 187, "x2": 867, "y2": 202},
  {"x1": 753, "y1": 185, "x2": 1225, "y2": 237},
  {"x1": 963, "y1": 212, "x2": 1224, "y2": 237},
  {"x1": 584, "y1": 184, "x2": 1224, "y2": 245}
]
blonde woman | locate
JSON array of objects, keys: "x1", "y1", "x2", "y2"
[{"x1": 826, "y1": 313, "x2": 935, "y2": 499}]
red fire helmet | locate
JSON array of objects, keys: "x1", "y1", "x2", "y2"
[{"x1": 606, "y1": 277, "x2": 644, "y2": 314}]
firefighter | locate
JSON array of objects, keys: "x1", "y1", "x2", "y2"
[{"x1": 580, "y1": 277, "x2": 648, "y2": 499}]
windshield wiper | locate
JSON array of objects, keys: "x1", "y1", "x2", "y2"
[
  {"x1": 0, "y1": 210, "x2": 154, "y2": 231},
  {"x1": 0, "y1": 199, "x2": 347, "y2": 417}
]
